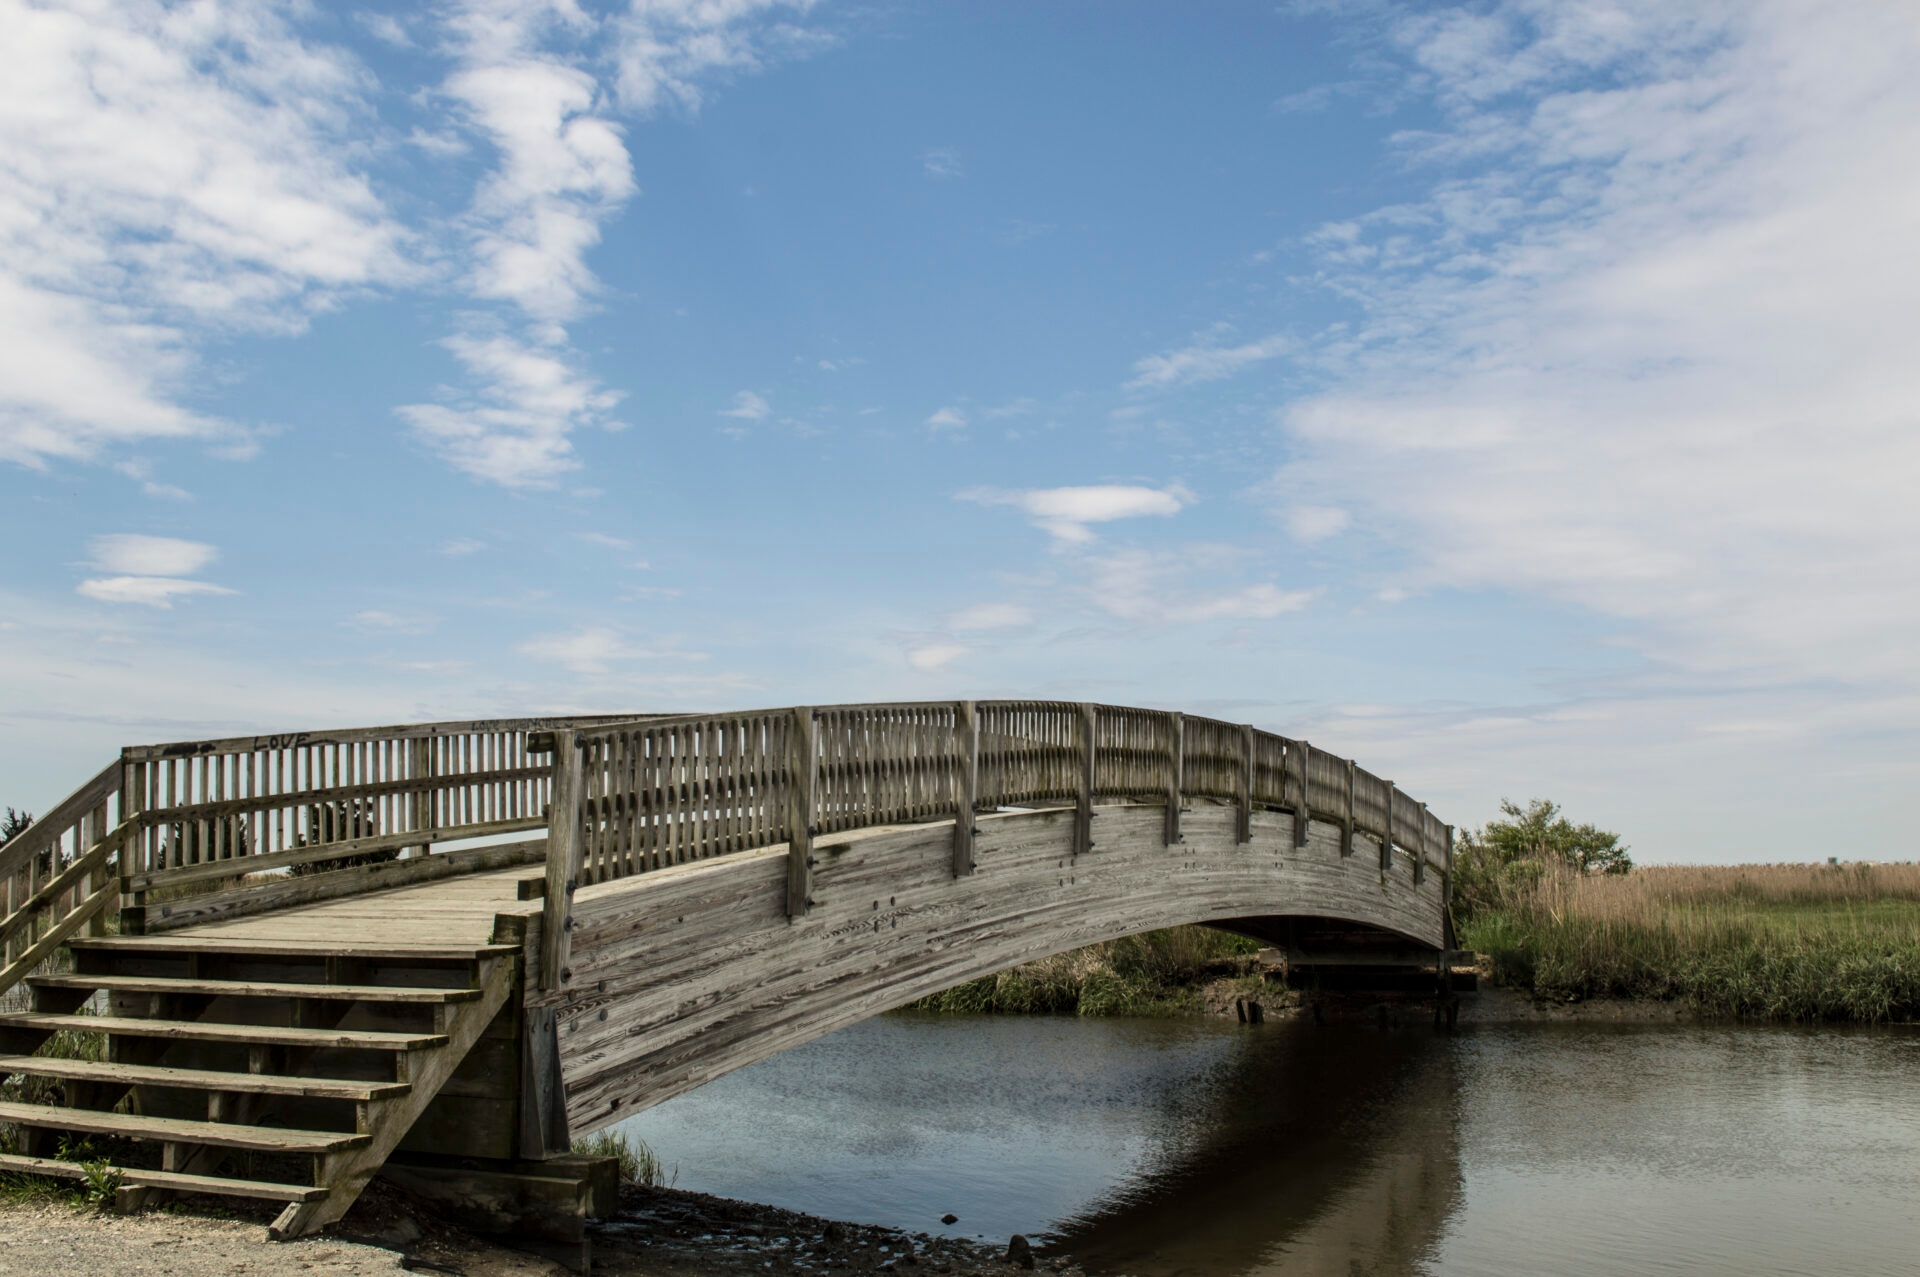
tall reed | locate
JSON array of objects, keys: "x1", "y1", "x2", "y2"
[{"x1": 1460, "y1": 862, "x2": 1920, "y2": 1022}]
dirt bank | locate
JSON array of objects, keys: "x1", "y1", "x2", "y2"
[{"x1": 0, "y1": 1178, "x2": 1080, "y2": 1277}]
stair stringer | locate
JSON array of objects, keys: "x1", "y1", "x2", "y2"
[{"x1": 269, "y1": 953, "x2": 518, "y2": 1240}]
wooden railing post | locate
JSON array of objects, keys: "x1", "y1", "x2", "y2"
[
  {"x1": 540, "y1": 730, "x2": 583, "y2": 992},
  {"x1": 1236, "y1": 724, "x2": 1254, "y2": 844},
  {"x1": 1164, "y1": 712, "x2": 1184, "y2": 847},
  {"x1": 952, "y1": 701, "x2": 978, "y2": 877},
  {"x1": 1075, "y1": 703, "x2": 1096, "y2": 856},
  {"x1": 1414, "y1": 802, "x2": 1429, "y2": 885},
  {"x1": 1293, "y1": 743, "x2": 1311, "y2": 848},
  {"x1": 1382, "y1": 782, "x2": 1396, "y2": 873},
  {"x1": 786, "y1": 708, "x2": 817, "y2": 917},
  {"x1": 408, "y1": 735, "x2": 435, "y2": 860},
  {"x1": 1342, "y1": 759, "x2": 1356, "y2": 858},
  {"x1": 120, "y1": 755, "x2": 147, "y2": 935},
  {"x1": 83, "y1": 796, "x2": 109, "y2": 937}
]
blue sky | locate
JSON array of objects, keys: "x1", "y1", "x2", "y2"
[{"x1": 3, "y1": 0, "x2": 1917, "y2": 862}]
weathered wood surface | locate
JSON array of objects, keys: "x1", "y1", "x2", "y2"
[{"x1": 550, "y1": 799, "x2": 1446, "y2": 1137}]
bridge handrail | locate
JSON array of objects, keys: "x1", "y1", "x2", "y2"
[
  {"x1": 0, "y1": 713, "x2": 680, "y2": 1000},
  {"x1": 536, "y1": 701, "x2": 1454, "y2": 991}
]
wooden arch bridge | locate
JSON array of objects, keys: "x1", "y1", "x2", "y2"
[{"x1": 0, "y1": 701, "x2": 1455, "y2": 1251}]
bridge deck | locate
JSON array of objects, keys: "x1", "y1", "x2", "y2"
[{"x1": 172, "y1": 864, "x2": 544, "y2": 947}]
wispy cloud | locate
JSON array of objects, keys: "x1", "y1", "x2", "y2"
[
  {"x1": 1270, "y1": 1, "x2": 1920, "y2": 694},
  {"x1": 947, "y1": 602, "x2": 1034, "y2": 631},
  {"x1": 77, "y1": 533, "x2": 232, "y2": 608},
  {"x1": 907, "y1": 643, "x2": 968, "y2": 671},
  {"x1": 924, "y1": 406, "x2": 967, "y2": 432},
  {"x1": 921, "y1": 146, "x2": 962, "y2": 180},
  {"x1": 515, "y1": 624, "x2": 705, "y2": 675},
  {"x1": 1125, "y1": 331, "x2": 1289, "y2": 392},
  {"x1": 960, "y1": 484, "x2": 1190, "y2": 544},
  {"x1": 721, "y1": 390, "x2": 771, "y2": 420}
]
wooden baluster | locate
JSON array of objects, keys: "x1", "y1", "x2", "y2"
[
  {"x1": 1415, "y1": 802, "x2": 1429, "y2": 885},
  {"x1": 1294, "y1": 743, "x2": 1312, "y2": 848}
]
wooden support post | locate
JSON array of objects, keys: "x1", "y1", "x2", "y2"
[
  {"x1": 84, "y1": 796, "x2": 109, "y2": 937},
  {"x1": 786, "y1": 708, "x2": 816, "y2": 917},
  {"x1": 952, "y1": 701, "x2": 978, "y2": 878},
  {"x1": 1382, "y1": 781, "x2": 1396, "y2": 873},
  {"x1": 1236, "y1": 724, "x2": 1254, "y2": 844},
  {"x1": 1164, "y1": 713, "x2": 1184, "y2": 847},
  {"x1": 1293, "y1": 743, "x2": 1311, "y2": 848},
  {"x1": 539, "y1": 731, "x2": 583, "y2": 993},
  {"x1": 1342, "y1": 759, "x2": 1356, "y2": 858},
  {"x1": 1075, "y1": 703, "x2": 1096, "y2": 856}
]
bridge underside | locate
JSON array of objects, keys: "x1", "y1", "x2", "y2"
[{"x1": 550, "y1": 799, "x2": 1446, "y2": 1137}]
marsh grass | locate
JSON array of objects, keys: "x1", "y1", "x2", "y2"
[
  {"x1": 573, "y1": 1127, "x2": 674, "y2": 1187},
  {"x1": 1460, "y1": 862, "x2": 1920, "y2": 1022},
  {"x1": 903, "y1": 925, "x2": 1262, "y2": 1017}
]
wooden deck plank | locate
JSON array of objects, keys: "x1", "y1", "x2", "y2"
[
  {"x1": 0, "y1": 1012, "x2": 444, "y2": 1051},
  {"x1": 29, "y1": 974, "x2": 483, "y2": 1003},
  {"x1": 166, "y1": 865, "x2": 540, "y2": 948},
  {"x1": 0, "y1": 1055, "x2": 410, "y2": 1101},
  {"x1": 0, "y1": 1154, "x2": 327, "y2": 1203},
  {"x1": 0, "y1": 1101, "x2": 368, "y2": 1153}
]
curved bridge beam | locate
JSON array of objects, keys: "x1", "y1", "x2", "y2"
[{"x1": 548, "y1": 798, "x2": 1446, "y2": 1138}]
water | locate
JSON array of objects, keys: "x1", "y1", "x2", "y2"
[{"x1": 612, "y1": 1015, "x2": 1920, "y2": 1275}]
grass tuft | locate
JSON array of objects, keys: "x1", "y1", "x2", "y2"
[{"x1": 573, "y1": 1127, "x2": 674, "y2": 1187}]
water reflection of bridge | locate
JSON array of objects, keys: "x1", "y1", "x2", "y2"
[
  {"x1": 1055, "y1": 1022, "x2": 1462, "y2": 1277},
  {"x1": 2, "y1": 702, "x2": 1453, "y2": 1244}
]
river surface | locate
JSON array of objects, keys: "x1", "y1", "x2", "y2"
[{"x1": 611, "y1": 1014, "x2": 1920, "y2": 1276}]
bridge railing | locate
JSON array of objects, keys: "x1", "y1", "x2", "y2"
[
  {"x1": 0, "y1": 714, "x2": 666, "y2": 1004},
  {"x1": 538, "y1": 701, "x2": 1454, "y2": 991}
]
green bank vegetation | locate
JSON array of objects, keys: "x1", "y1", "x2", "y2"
[
  {"x1": 573, "y1": 1127, "x2": 674, "y2": 1187},
  {"x1": 903, "y1": 926, "x2": 1265, "y2": 1017},
  {"x1": 1456, "y1": 800, "x2": 1920, "y2": 1022}
]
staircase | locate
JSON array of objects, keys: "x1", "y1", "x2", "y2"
[{"x1": 0, "y1": 934, "x2": 517, "y2": 1238}]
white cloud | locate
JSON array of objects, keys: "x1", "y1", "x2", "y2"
[
  {"x1": 721, "y1": 390, "x2": 770, "y2": 420},
  {"x1": 1285, "y1": 506, "x2": 1351, "y2": 543},
  {"x1": 1270, "y1": 1, "x2": 1920, "y2": 696},
  {"x1": 1189, "y1": 583, "x2": 1313, "y2": 621},
  {"x1": 947, "y1": 602, "x2": 1034, "y2": 631},
  {"x1": 612, "y1": 0, "x2": 828, "y2": 115},
  {"x1": 1125, "y1": 331, "x2": 1289, "y2": 392},
  {"x1": 400, "y1": 331, "x2": 623, "y2": 486},
  {"x1": 0, "y1": 0, "x2": 410, "y2": 468},
  {"x1": 960, "y1": 484, "x2": 1189, "y2": 544},
  {"x1": 440, "y1": 537, "x2": 487, "y2": 556},
  {"x1": 921, "y1": 147, "x2": 962, "y2": 180},
  {"x1": 577, "y1": 531, "x2": 632, "y2": 549},
  {"x1": 924, "y1": 406, "x2": 967, "y2": 432},
  {"x1": 88, "y1": 535, "x2": 218, "y2": 578},
  {"x1": 515, "y1": 624, "x2": 705, "y2": 675},
  {"x1": 349, "y1": 610, "x2": 437, "y2": 635},
  {"x1": 76, "y1": 577, "x2": 235, "y2": 608},
  {"x1": 908, "y1": 643, "x2": 968, "y2": 671}
]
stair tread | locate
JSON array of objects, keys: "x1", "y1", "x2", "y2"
[
  {"x1": 0, "y1": 1055, "x2": 409, "y2": 1101},
  {"x1": 68, "y1": 937, "x2": 516, "y2": 960},
  {"x1": 0, "y1": 1152, "x2": 326, "y2": 1202},
  {"x1": 0, "y1": 1099, "x2": 368, "y2": 1153},
  {"x1": 31, "y1": 974, "x2": 481, "y2": 1004},
  {"x1": 0, "y1": 1012, "x2": 445, "y2": 1050}
]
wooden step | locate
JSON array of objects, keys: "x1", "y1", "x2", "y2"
[
  {"x1": 0, "y1": 1055, "x2": 409, "y2": 1102},
  {"x1": 30, "y1": 974, "x2": 482, "y2": 1004},
  {"x1": 69, "y1": 937, "x2": 515, "y2": 961},
  {"x1": 0, "y1": 1012, "x2": 445, "y2": 1051},
  {"x1": 0, "y1": 1100, "x2": 368, "y2": 1153},
  {"x1": 0, "y1": 1152, "x2": 325, "y2": 1203}
]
